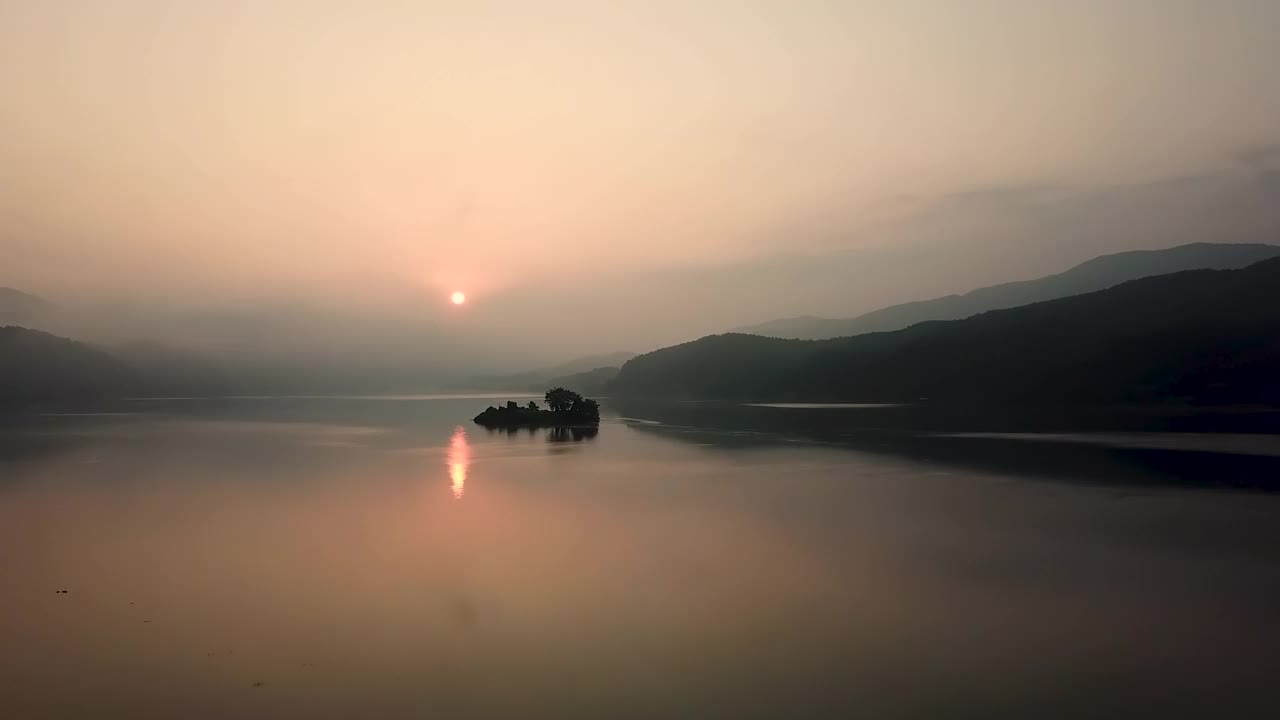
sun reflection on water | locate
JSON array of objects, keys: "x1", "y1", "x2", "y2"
[{"x1": 448, "y1": 426, "x2": 469, "y2": 499}]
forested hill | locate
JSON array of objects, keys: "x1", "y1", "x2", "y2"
[
  {"x1": 734, "y1": 242, "x2": 1280, "y2": 340},
  {"x1": 613, "y1": 258, "x2": 1280, "y2": 405},
  {"x1": 0, "y1": 326, "x2": 136, "y2": 404}
]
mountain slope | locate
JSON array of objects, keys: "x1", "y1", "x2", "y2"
[
  {"x1": 464, "y1": 351, "x2": 636, "y2": 391},
  {"x1": 544, "y1": 366, "x2": 622, "y2": 395},
  {"x1": 0, "y1": 326, "x2": 136, "y2": 403},
  {"x1": 0, "y1": 288, "x2": 53, "y2": 324},
  {"x1": 614, "y1": 258, "x2": 1280, "y2": 405},
  {"x1": 736, "y1": 242, "x2": 1280, "y2": 340}
]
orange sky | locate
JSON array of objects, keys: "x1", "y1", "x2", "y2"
[{"x1": 3, "y1": 1, "x2": 1279, "y2": 358}]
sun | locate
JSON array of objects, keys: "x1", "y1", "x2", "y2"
[{"x1": 450, "y1": 291, "x2": 466, "y2": 305}]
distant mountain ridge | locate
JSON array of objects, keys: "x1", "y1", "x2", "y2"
[
  {"x1": 0, "y1": 317, "x2": 635, "y2": 402},
  {"x1": 734, "y1": 242, "x2": 1280, "y2": 340},
  {"x1": 0, "y1": 288, "x2": 52, "y2": 324},
  {"x1": 543, "y1": 366, "x2": 621, "y2": 396},
  {"x1": 614, "y1": 257, "x2": 1280, "y2": 405},
  {"x1": 464, "y1": 351, "x2": 636, "y2": 392}
]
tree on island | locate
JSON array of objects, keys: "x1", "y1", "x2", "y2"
[
  {"x1": 547, "y1": 387, "x2": 600, "y2": 421},
  {"x1": 571, "y1": 397, "x2": 600, "y2": 422},
  {"x1": 544, "y1": 387, "x2": 581, "y2": 412}
]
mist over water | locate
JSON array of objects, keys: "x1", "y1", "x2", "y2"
[
  {"x1": 6, "y1": 3, "x2": 1280, "y2": 716},
  {"x1": 3, "y1": 398, "x2": 1279, "y2": 719}
]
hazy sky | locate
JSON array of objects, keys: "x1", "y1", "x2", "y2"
[{"x1": 3, "y1": 1, "x2": 1280, "y2": 365}]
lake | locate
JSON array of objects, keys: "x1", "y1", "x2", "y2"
[{"x1": 3, "y1": 396, "x2": 1280, "y2": 719}]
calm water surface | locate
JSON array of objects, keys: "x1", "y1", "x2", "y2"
[{"x1": 2, "y1": 397, "x2": 1280, "y2": 719}]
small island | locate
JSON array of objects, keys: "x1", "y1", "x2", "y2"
[{"x1": 474, "y1": 387, "x2": 601, "y2": 428}]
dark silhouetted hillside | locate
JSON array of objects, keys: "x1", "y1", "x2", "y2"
[
  {"x1": 0, "y1": 326, "x2": 136, "y2": 404},
  {"x1": 735, "y1": 242, "x2": 1280, "y2": 339},
  {"x1": 614, "y1": 258, "x2": 1280, "y2": 405}
]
